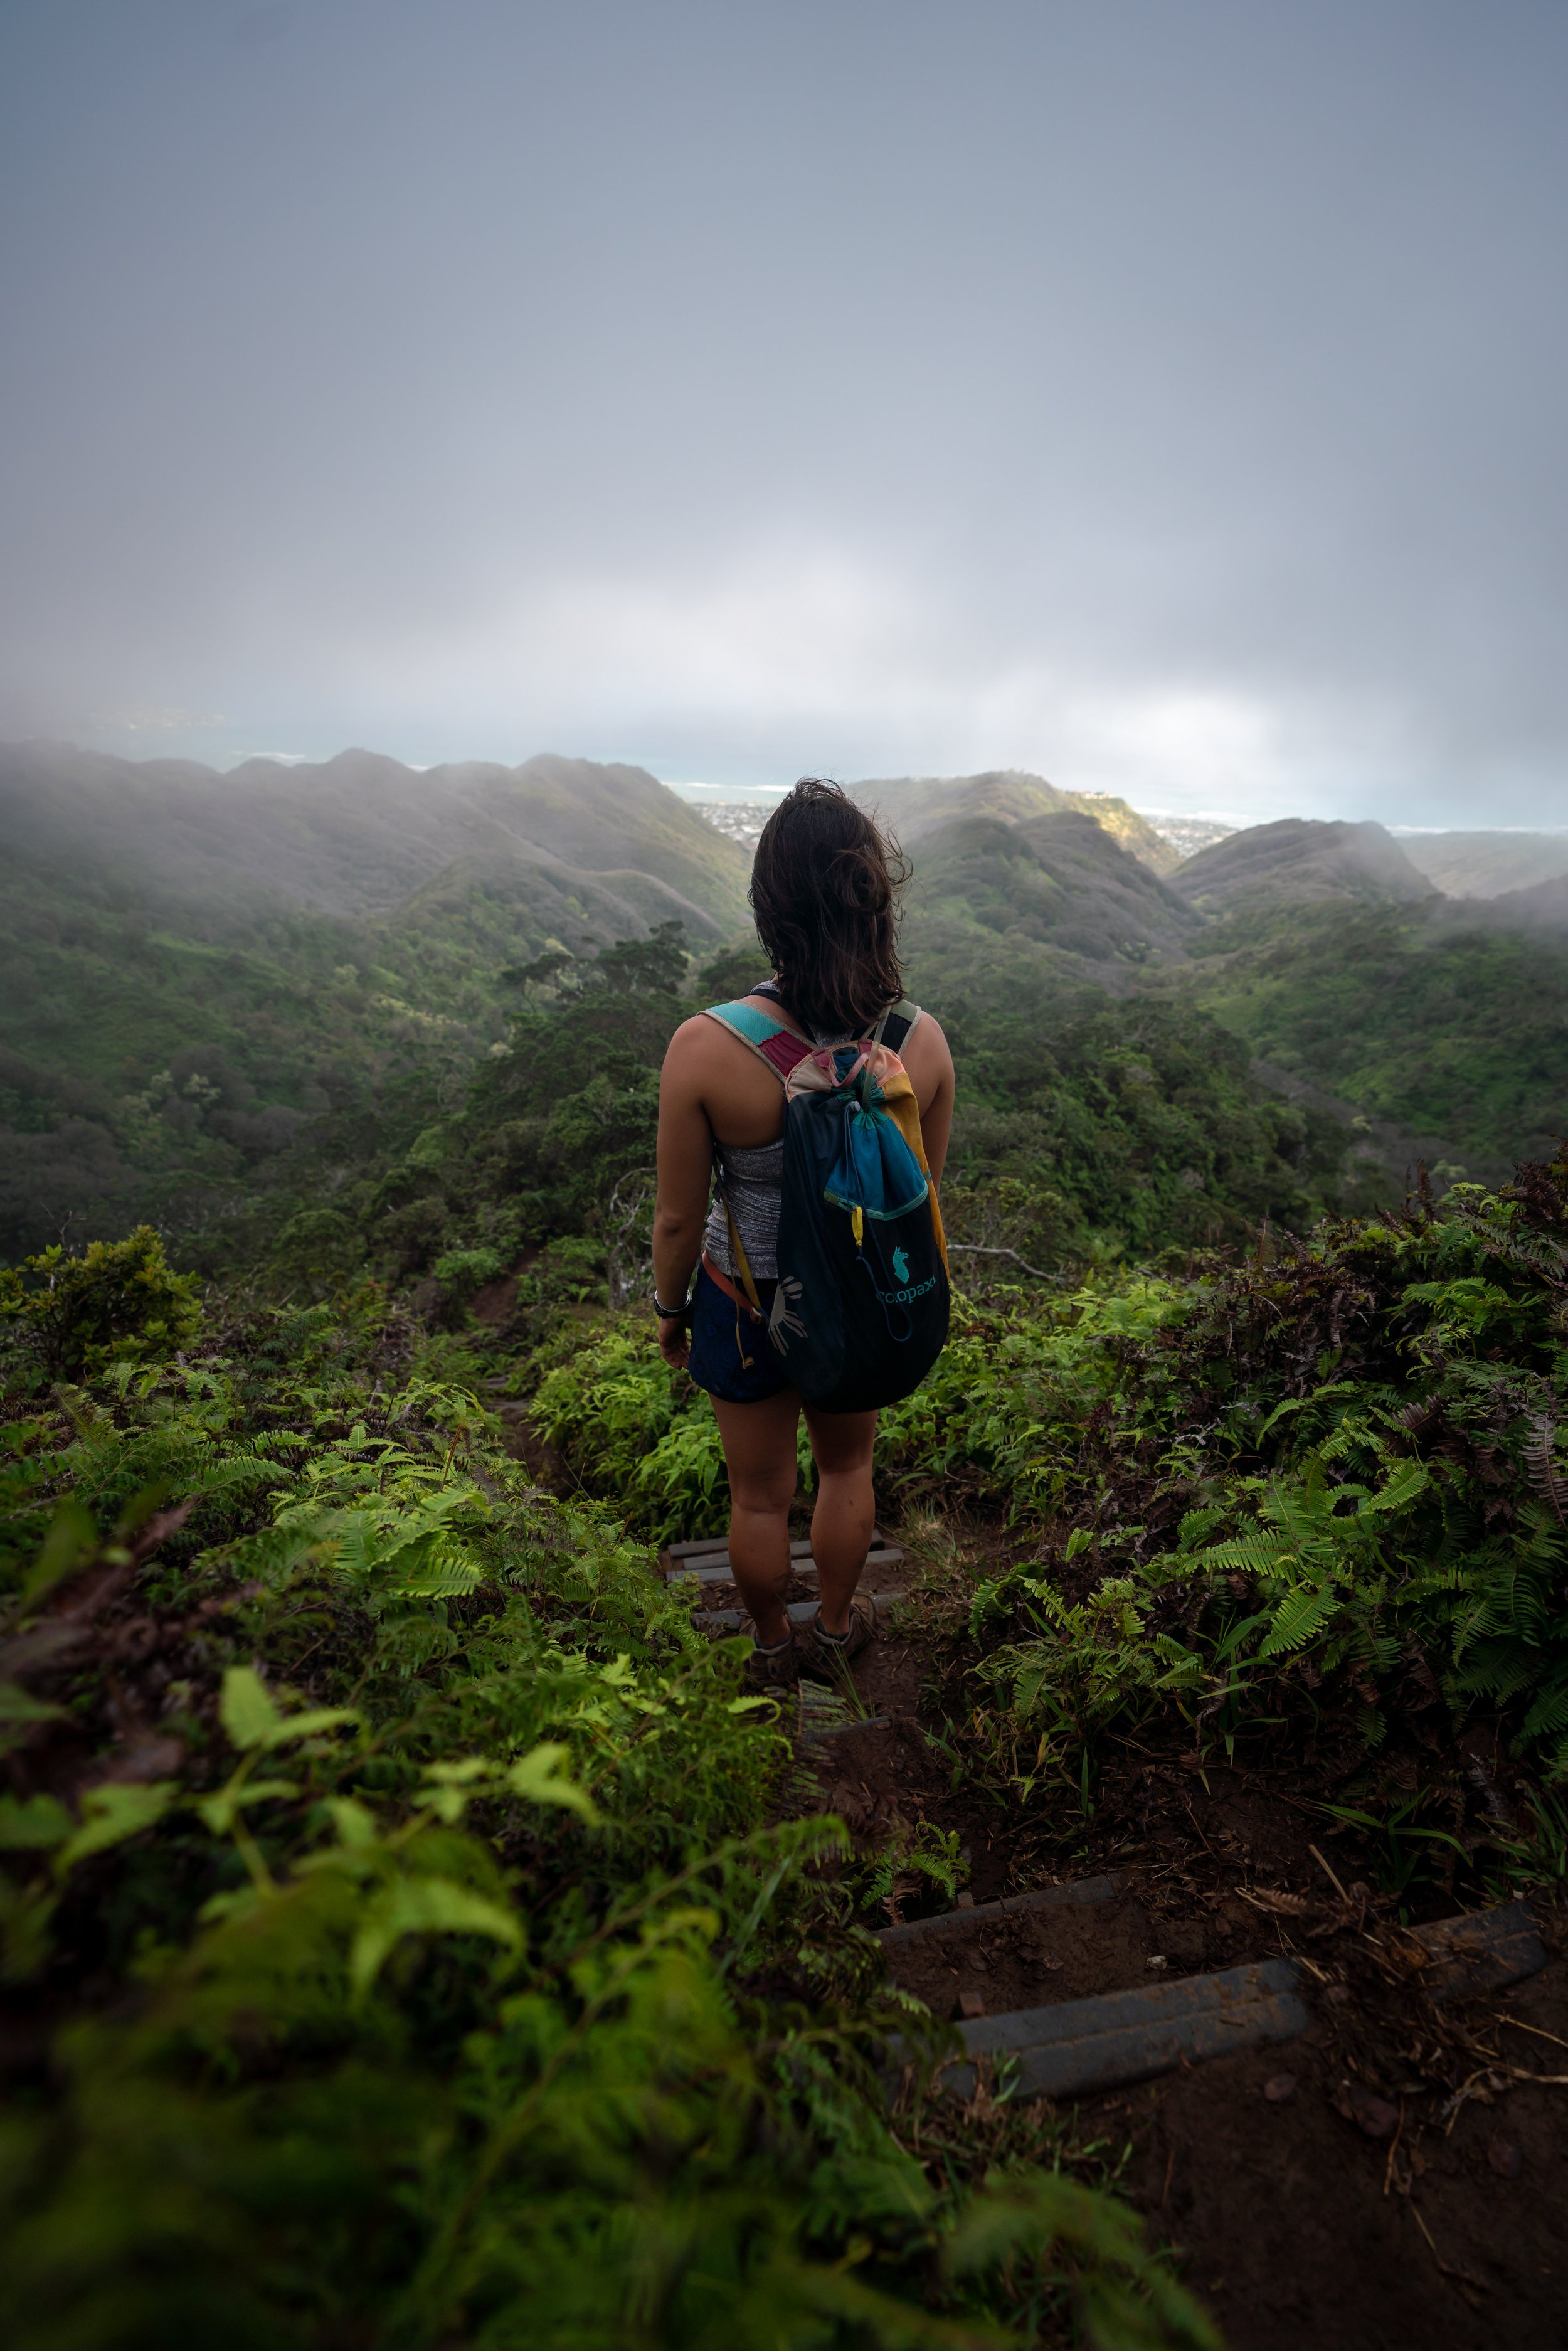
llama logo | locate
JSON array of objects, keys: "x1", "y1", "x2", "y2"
[
  {"x1": 891, "y1": 1244, "x2": 911, "y2": 1283},
  {"x1": 768, "y1": 1273, "x2": 807, "y2": 1350}
]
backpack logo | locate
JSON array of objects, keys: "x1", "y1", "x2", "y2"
[
  {"x1": 891, "y1": 1244, "x2": 911, "y2": 1283},
  {"x1": 767, "y1": 1273, "x2": 807, "y2": 1351}
]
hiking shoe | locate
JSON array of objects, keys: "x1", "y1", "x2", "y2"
[
  {"x1": 797, "y1": 1594, "x2": 877, "y2": 1684},
  {"x1": 740, "y1": 1622, "x2": 800, "y2": 1689}
]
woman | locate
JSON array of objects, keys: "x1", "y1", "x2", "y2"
[{"x1": 652, "y1": 779, "x2": 955, "y2": 1687}]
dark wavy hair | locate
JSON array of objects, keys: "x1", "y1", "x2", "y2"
[{"x1": 749, "y1": 778, "x2": 908, "y2": 1037}]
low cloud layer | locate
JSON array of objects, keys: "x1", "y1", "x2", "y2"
[{"x1": 3, "y1": 1, "x2": 1565, "y2": 824}]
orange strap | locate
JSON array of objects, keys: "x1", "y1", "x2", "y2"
[{"x1": 701, "y1": 1251, "x2": 766, "y2": 1322}]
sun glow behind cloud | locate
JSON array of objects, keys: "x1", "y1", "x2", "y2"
[{"x1": 275, "y1": 539, "x2": 1390, "y2": 816}]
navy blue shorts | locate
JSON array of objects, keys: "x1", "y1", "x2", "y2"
[{"x1": 686, "y1": 1262, "x2": 790, "y2": 1403}]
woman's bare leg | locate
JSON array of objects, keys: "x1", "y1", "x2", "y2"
[
  {"x1": 712, "y1": 1389, "x2": 802, "y2": 1647},
  {"x1": 803, "y1": 1406, "x2": 878, "y2": 1635}
]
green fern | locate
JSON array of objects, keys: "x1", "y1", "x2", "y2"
[{"x1": 1259, "y1": 1581, "x2": 1344, "y2": 1658}]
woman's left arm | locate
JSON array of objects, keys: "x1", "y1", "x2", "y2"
[{"x1": 652, "y1": 1019, "x2": 718, "y2": 1367}]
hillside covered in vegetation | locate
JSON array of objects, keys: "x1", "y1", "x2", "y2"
[
  {"x1": 1164, "y1": 829, "x2": 1568, "y2": 1189},
  {"x1": 5, "y1": 753, "x2": 1568, "y2": 2345},
  {"x1": 9, "y1": 743, "x2": 1568, "y2": 1268},
  {"x1": 6, "y1": 1144, "x2": 1568, "y2": 2344},
  {"x1": 0, "y1": 744, "x2": 751, "y2": 1260}
]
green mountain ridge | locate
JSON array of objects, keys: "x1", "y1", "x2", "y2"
[
  {"x1": 4, "y1": 751, "x2": 1568, "y2": 1266},
  {"x1": 1163, "y1": 899, "x2": 1568, "y2": 1182},
  {"x1": 1150, "y1": 823, "x2": 1568, "y2": 1187},
  {"x1": 1172, "y1": 815, "x2": 1433, "y2": 919},
  {"x1": 885, "y1": 802, "x2": 1568, "y2": 1208},
  {"x1": 1460, "y1": 868, "x2": 1568, "y2": 933},
  {"x1": 901, "y1": 808, "x2": 1200, "y2": 989},
  {"x1": 849, "y1": 768, "x2": 1179, "y2": 874},
  {"x1": 0, "y1": 741, "x2": 751, "y2": 931},
  {"x1": 0, "y1": 744, "x2": 751, "y2": 1256}
]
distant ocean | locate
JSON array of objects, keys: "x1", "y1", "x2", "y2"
[{"x1": 667, "y1": 781, "x2": 792, "y2": 804}]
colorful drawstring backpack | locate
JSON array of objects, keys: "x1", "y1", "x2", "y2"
[{"x1": 701, "y1": 997, "x2": 950, "y2": 1413}]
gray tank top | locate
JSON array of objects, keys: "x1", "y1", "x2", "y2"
[{"x1": 703, "y1": 1137, "x2": 788, "y2": 1282}]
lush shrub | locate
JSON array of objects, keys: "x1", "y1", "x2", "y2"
[
  {"x1": 940, "y1": 1168, "x2": 1568, "y2": 1815},
  {"x1": 533, "y1": 1319, "x2": 731, "y2": 1542},
  {"x1": 0, "y1": 1224, "x2": 203, "y2": 1389}
]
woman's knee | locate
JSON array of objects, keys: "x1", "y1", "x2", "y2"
[
  {"x1": 729, "y1": 1475, "x2": 796, "y2": 1519},
  {"x1": 805, "y1": 1408, "x2": 877, "y2": 1480}
]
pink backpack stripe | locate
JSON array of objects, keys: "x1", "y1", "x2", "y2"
[
  {"x1": 700, "y1": 1000, "x2": 813, "y2": 1084},
  {"x1": 756, "y1": 1028, "x2": 812, "y2": 1080}
]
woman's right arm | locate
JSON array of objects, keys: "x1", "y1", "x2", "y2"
[{"x1": 652, "y1": 1019, "x2": 717, "y2": 1367}]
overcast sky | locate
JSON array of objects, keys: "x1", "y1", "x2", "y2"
[{"x1": 3, "y1": 1, "x2": 1565, "y2": 825}]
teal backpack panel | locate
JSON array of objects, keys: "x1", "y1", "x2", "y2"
[{"x1": 771, "y1": 1044, "x2": 949, "y2": 1413}]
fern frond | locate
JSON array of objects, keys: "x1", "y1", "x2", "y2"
[
  {"x1": 1358, "y1": 1458, "x2": 1431, "y2": 1517},
  {"x1": 1258, "y1": 1582, "x2": 1342, "y2": 1659},
  {"x1": 1520, "y1": 1670, "x2": 1568, "y2": 1743},
  {"x1": 1198, "y1": 1531, "x2": 1293, "y2": 1579},
  {"x1": 1523, "y1": 1418, "x2": 1568, "y2": 1527}
]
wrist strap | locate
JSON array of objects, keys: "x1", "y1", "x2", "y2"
[{"x1": 654, "y1": 1287, "x2": 695, "y2": 1319}]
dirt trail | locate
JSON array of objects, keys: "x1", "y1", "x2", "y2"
[{"x1": 664, "y1": 1525, "x2": 1568, "y2": 2351}]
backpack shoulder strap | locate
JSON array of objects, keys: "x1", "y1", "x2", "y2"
[
  {"x1": 701, "y1": 999, "x2": 813, "y2": 1084},
  {"x1": 874, "y1": 997, "x2": 923, "y2": 1056}
]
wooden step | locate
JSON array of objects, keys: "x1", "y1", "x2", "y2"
[
  {"x1": 1412, "y1": 1897, "x2": 1546, "y2": 2003},
  {"x1": 692, "y1": 1592, "x2": 903, "y2": 1632},
  {"x1": 888, "y1": 1896, "x2": 1546, "y2": 2106},
  {"x1": 670, "y1": 1545, "x2": 904, "y2": 1586},
  {"x1": 665, "y1": 1527, "x2": 887, "y2": 1563},
  {"x1": 876, "y1": 1875, "x2": 1122, "y2": 1948},
  {"x1": 930, "y1": 1958, "x2": 1311, "y2": 2103}
]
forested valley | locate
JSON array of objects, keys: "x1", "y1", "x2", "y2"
[{"x1": 4, "y1": 741, "x2": 1568, "y2": 2350}]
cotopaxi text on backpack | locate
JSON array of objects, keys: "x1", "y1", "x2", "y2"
[{"x1": 701, "y1": 997, "x2": 949, "y2": 1413}]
